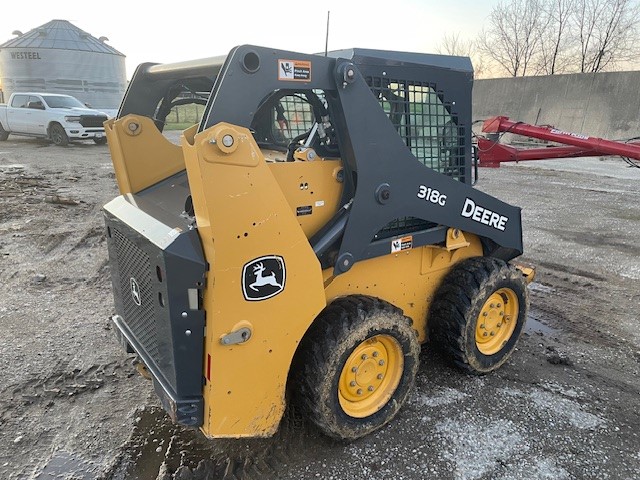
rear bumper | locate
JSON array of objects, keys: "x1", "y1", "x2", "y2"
[
  {"x1": 104, "y1": 194, "x2": 207, "y2": 427},
  {"x1": 112, "y1": 314, "x2": 203, "y2": 426}
]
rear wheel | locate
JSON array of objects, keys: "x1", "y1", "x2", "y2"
[
  {"x1": 49, "y1": 123, "x2": 68, "y2": 146},
  {"x1": 296, "y1": 295, "x2": 420, "y2": 440},
  {"x1": 429, "y1": 257, "x2": 528, "y2": 374},
  {"x1": 0, "y1": 123, "x2": 8, "y2": 141}
]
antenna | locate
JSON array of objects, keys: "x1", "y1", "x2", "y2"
[{"x1": 325, "y1": 11, "x2": 330, "y2": 56}]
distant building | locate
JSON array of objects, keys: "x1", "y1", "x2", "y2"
[{"x1": 0, "y1": 19, "x2": 126, "y2": 109}]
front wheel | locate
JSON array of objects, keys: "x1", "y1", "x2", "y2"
[
  {"x1": 49, "y1": 123, "x2": 69, "y2": 146},
  {"x1": 429, "y1": 257, "x2": 529, "y2": 374},
  {"x1": 296, "y1": 296, "x2": 420, "y2": 440},
  {"x1": 0, "y1": 123, "x2": 9, "y2": 141}
]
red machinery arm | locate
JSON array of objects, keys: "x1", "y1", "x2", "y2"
[{"x1": 478, "y1": 116, "x2": 640, "y2": 167}]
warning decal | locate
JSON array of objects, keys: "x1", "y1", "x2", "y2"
[
  {"x1": 391, "y1": 235, "x2": 413, "y2": 253},
  {"x1": 278, "y1": 59, "x2": 312, "y2": 82}
]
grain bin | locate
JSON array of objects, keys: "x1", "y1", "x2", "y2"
[{"x1": 0, "y1": 19, "x2": 126, "y2": 110}]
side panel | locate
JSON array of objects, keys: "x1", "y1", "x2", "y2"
[
  {"x1": 182, "y1": 123, "x2": 327, "y2": 438},
  {"x1": 268, "y1": 159, "x2": 344, "y2": 239},
  {"x1": 324, "y1": 235, "x2": 484, "y2": 342}
]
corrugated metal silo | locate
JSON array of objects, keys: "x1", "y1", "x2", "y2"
[{"x1": 0, "y1": 19, "x2": 126, "y2": 109}]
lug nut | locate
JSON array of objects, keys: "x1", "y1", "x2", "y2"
[
  {"x1": 490, "y1": 303, "x2": 495, "y2": 308},
  {"x1": 480, "y1": 324, "x2": 485, "y2": 329},
  {"x1": 361, "y1": 354, "x2": 368, "y2": 360},
  {"x1": 377, "y1": 374, "x2": 383, "y2": 380},
  {"x1": 483, "y1": 312, "x2": 488, "y2": 317},
  {"x1": 379, "y1": 360, "x2": 385, "y2": 366},
  {"x1": 500, "y1": 311, "x2": 504, "y2": 316},
  {"x1": 497, "y1": 323, "x2": 502, "y2": 328},
  {"x1": 357, "y1": 389, "x2": 363, "y2": 395},
  {"x1": 350, "y1": 381, "x2": 356, "y2": 387},
  {"x1": 490, "y1": 332, "x2": 495, "y2": 336},
  {"x1": 368, "y1": 386, "x2": 374, "y2": 392},
  {"x1": 483, "y1": 332, "x2": 488, "y2": 337},
  {"x1": 351, "y1": 367, "x2": 357, "y2": 373},
  {"x1": 372, "y1": 351, "x2": 379, "y2": 357},
  {"x1": 497, "y1": 303, "x2": 502, "y2": 308}
]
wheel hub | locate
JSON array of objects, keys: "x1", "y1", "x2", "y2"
[
  {"x1": 475, "y1": 288, "x2": 519, "y2": 355},
  {"x1": 338, "y1": 335, "x2": 403, "y2": 418}
]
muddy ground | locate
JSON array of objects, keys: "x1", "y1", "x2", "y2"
[{"x1": 0, "y1": 135, "x2": 638, "y2": 480}]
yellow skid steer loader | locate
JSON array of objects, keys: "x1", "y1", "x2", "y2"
[{"x1": 103, "y1": 45, "x2": 533, "y2": 440}]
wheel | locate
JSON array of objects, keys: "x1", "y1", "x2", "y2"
[
  {"x1": 49, "y1": 123, "x2": 69, "y2": 146},
  {"x1": 428, "y1": 257, "x2": 528, "y2": 374},
  {"x1": 0, "y1": 123, "x2": 8, "y2": 141},
  {"x1": 295, "y1": 295, "x2": 420, "y2": 440},
  {"x1": 93, "y1": 137, "x2": 107, "y2": 145}
]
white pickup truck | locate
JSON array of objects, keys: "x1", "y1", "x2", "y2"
[{"x1": 0, "y1": 93, "x2": 109, "y2": 146}]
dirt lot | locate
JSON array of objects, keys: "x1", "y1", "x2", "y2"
[{"x1": 0, "y1": 135, "x2": 638, "y2": 480}]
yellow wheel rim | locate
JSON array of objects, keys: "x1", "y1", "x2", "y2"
[
  {"x1": 338, "y1": 335, "x2": 404, "y2": 418},
  {"x1": 475, "y1": 288, "x2": 519, "y2": 355}
]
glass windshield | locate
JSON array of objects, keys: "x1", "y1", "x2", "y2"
[{"x1": 42, "y1": 95, "x2": 86, "y2": 109}]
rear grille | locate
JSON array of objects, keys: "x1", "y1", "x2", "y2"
[
  {"x1": 112, "y1": 228, "x2": 160, "y2": 364},
  {"x1": 80, "y1": 115, "x2": 107, "y2": 128}
]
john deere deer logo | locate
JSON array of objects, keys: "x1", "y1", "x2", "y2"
[{"x1": 242, "y1": 255, "x2": 286, "y2": 301}]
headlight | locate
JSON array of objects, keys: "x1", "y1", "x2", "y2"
[{"x1": 65, "y1": 116, "x2": 81, "y2": 123}]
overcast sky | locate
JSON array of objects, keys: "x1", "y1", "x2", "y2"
[{"x1": 1, "y1": 0, "x2": 501, "y2": 78}]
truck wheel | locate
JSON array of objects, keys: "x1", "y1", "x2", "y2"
[
  {"x1": 429, "y1": 257, "x2": 528, "y2": 374},
  {"x1": 93, "y1": 137, "x2": 107, "y2": 145},
  {"x1": 0, "y1": 123, "x2": 8, "y2": 141},
  {"x1": 49, "y1": 123, "x2": 69, "y2": 146},
  {"x1": 296, "y1": 295, "x2": 420, "y2": 440}
]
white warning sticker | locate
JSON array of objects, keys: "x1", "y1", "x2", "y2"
[
  {"x1": 391, "y1": 235, "x2": 413, "y2": 253},
  {"x1": 278, "y1": 59, "x2": 312, "y2": 82}
]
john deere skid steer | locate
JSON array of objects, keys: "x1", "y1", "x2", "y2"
[{"x1": 103, "y1": 45, "x2": 532, "y2": 440}]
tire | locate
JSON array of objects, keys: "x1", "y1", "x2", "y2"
[
  {"x1": 0, "y1": 123, "x2": 8, "y2": 141},
  {"x1": 93, "y1": 137, "x2": 107, "y2": 145},
  {"x1": 295, "y1": 295, "x2": 420, "y2": 440},
  {"x1": 429, "y1": 257, "x2": 528, "y2": 374},
  {"x1": 49, "y1": 123, "x2": 69, "y2": 146}
]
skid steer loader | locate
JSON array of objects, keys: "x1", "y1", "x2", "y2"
[{"x1": 103, "y1": 45, "x2": 533, "y2": 440}]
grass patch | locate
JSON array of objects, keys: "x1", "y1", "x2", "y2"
[{"x1": 164, "y1": 103, "x2": 203, "y2": 130}]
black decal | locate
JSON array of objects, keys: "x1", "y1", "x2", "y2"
[{"x1": 242, "y1": 255, "x2": 286, "y2": 301}]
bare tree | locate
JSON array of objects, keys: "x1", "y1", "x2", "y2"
[
  {"x1": 477, "y1": 0, "x2": 548, "y2": 77},
  {"x1": 436, "y1": 32, "x2": 487, "y2": 78},
  {"x1": 573, "y1": 0, "x2": 640, "y2": 72},
  {"x1": 477, "y1": 0, "x2": 640, "y2": 77},
  {"x1": 536, "y1": 0, "x2": 575, "y2": 74},
  {"x1": 436, "y1": 32, "x2": 475, "y2": 57}
]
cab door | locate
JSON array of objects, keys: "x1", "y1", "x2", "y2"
[
  {"x1": 7, "y1": 94, "x2": 30, "y2": 133},
  {"x1": 26, "y1": 96, "x2": 48, "y2": 135}
]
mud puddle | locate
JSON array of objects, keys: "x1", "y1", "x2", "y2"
[
  {"x1": 525, "y1": 314, "x2": 558, "y2": 336},
  {"x1": 106, "y1": 406, "x2": 297, "y2": 480},
  {"x1": 35, "y1": 452, "x2": 98, "y2": 479}
]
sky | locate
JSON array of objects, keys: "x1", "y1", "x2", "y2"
[{"x1": 0, "y1": 0, "x2": 501, "y2": 79}]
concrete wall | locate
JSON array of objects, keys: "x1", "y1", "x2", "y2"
[{"x1": 473, "y1": 71, "x2": 640, "y2": 141}]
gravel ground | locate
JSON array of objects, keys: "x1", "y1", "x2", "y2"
[{"x1": 0, "y1": 136, "x2": 638, "y2": 479}]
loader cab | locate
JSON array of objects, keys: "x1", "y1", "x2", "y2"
[{"x1": 250, "y1": 89, "x2": 341, "y2": 161}]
